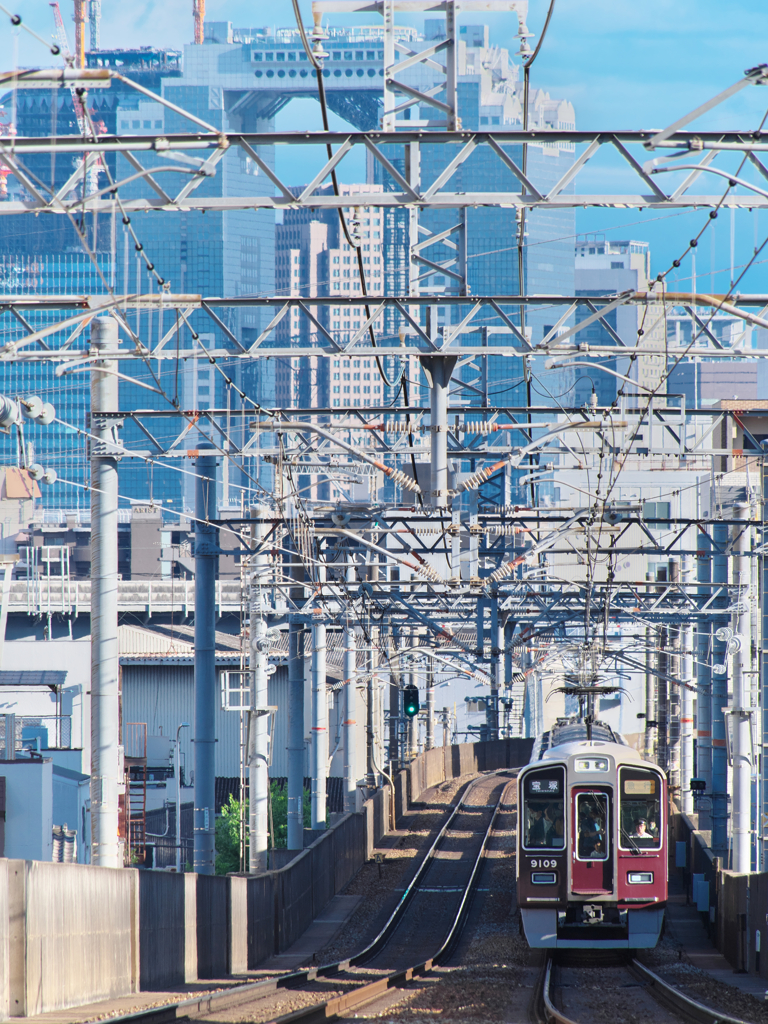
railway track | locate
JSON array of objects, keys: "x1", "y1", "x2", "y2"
[
  {"x1": 538, "y1": 953, "x2": 751, "y2": 1024},
  {"x1": 111, "y1": 770, "x2": 515, "y2": 1024}
]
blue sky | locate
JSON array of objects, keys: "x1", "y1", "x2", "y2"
[{"x1": 2, "y1": 0, "x2": 768, "y2": 289}]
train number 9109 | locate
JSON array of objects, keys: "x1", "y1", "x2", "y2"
[{"x1": 530, "y1": 859, "x2": 558, "y2": 869}]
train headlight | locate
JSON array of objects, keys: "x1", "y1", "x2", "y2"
[
  {"x1": 628, "y1": 871, "x2": 654, "y2": 884},
  {"x1": 532, "y1": 872, "x2": 557, "y2": 884},
  {"x1": 575, "y1": 758, "x2": 609, "y2": 772}
]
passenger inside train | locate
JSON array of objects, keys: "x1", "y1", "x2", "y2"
[
  {"x1": 523, "y1": 773, "x2": 565, "y2": 849},
  {"x1": 577, "y1": 794, "x2": 608, "y2": 859},
  {"x1": 620, "y1": 770, "x2": 661, "y2": 848}
]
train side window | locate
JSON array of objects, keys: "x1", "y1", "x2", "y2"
[
  {"x1": 619, "y1": 768, "x2": 662, "y2": 849},
  {"x1": 522, "y1": 767, "x2": 565, "y2": 850},
  {"x1": 576, "y1": 792, "x2": 609, "y2": 860}
]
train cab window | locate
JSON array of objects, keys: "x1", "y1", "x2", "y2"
[
  {"x1": 619, "y1": 768, "x2": 661, "y2": 849},
  {"x1": 576, "y1": 792, "x2": 609, "y2": 860},
  {"x1": 522, "y1": 767, "x2": 565, "y2": 849}
]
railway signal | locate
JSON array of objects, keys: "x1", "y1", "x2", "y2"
[{"x1": 404, "y1": 684, "x2": 420, "y2": 719}]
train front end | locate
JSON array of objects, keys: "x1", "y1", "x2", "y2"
[{"x1": 517, "y1": 736, "x2": 667, "y2": 949}]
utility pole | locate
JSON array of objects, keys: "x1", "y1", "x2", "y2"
[
  {"x1": 711, "y1": 522, "x2": 729, "y2": 854},
  {"x1": 366, "y1": 625, "x2": 375, "y2": 783},
  {"x1": 731, "y1": 502, "x2": 752, "y2": 873},
  {"x1": 89, "y1": 316, "x2": 120, "y2": 868},
  {"x1": 680, "y1": 558, "x2": 695, "y2": 815},
  {"x1": 697, "y1": 529, "x2": 713, "y2": 828},
  {"x1": 425, "y1": 659, "x2": 434, "y2": 750},
  {"x1": 310, "y1": 568, "x2": 327, "y2": 831},
  {"x1": 421, "y1": 353, "x2": 458, "y2": 509},
  {"x1": 668, "y1": 558, "x2": 681, "y2": 795},
  {"x1": 343, "y1": 564, "x2": 357, "y2": 813},
  {"x1": 644, "y1": 572, "x2": 656, "y2": 761},
  {"x1": 249, "y1": 505, "x2": 270, "y2": 872},
  {"x1": 193, "y1": 446, "x2": 217, "y2": 874},
  {"x1": 388, "y1": 628, "x2": 400, "y2": 768},
  {"x1": 655, "y1": 567, "x2": 669, "y2": 772},
  {"x1": 175, "y1": 721, "x2": 190, "y2": 873},
  {"x1": 287, "y1": 618, "x2": 304, "y2": 850}
]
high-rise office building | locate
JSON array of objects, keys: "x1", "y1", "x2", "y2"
[
  {"x1": 572, "y1": 238, "x2": 666, "y2": 407},
  {"x1": 1, "y1": 18, "x2": 577, "y2": 511}
]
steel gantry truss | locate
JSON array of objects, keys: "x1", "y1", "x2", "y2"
[
  {"x1": 2, "y1": 292, "x2": 768, "y2": 361},
  {"x1": 2, "y1": 43, "x2": 767, "y2": 873},
  {"x1": 4, "y1": 128, "x2": 768, "y2": 216}
]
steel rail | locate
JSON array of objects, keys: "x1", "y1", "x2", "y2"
[
  {"x1": 102, "y1": 771, "x2": 514, "y2": 1024},
  {"x1": 629, "y1": 958, "x2": 749, "y2": 1024},
  {"x1": 539, "y1": 955, "x2": 749, "y2": 1024}
]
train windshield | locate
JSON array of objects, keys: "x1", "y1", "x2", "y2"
[
  {"x1": 576, "y1": 791, "x2": 609, "y2": 860},
  {"x1": 522, "y1": 767, "x2": 565, "y2": 849},
  {"x1": 619, "y1": 768, "x2": 662, "y2": 849}
]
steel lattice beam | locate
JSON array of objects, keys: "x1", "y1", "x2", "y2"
[{"x1": 2, "y1": 129, "x2": 768, "y2": 215}]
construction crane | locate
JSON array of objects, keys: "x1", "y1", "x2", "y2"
[
  {"x1": 49, "y1": 3, "x2": 88, "y2": 132},
  {"x1": 0, "y1": 107, "x2": 15, "y2": 201},
  {"x1": 73, "y1": 0, "x2": 85, "y2": 67},
  {"x1": 50, "y1": 2, "x2": 103, "y2": 195},
  {"x1": 193, "y1": 0, "x2": 205, "y2": 44},
  {"x1": 89, "y1": 0, "x2": 100, "y2": 51}
]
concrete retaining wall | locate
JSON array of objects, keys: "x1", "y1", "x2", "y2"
[
  {"x1": 0, "y1": 737, "x2": 534, "y2": 1015},
  {"x1": 197, "y1": 875, "x2": 229, "y2": 979},
  {"x1": 138, "y1": 870, "x2": 196, "y2": 990},
  {"x1": 11, "y1": 859, "x2": 138, "y2": 1017},
  {"x1": 394, "y1": 737, "x2": 534, "y2": 823},
  {"x1": 674, "y1": 811, "x2": 768, "y2": 979}
]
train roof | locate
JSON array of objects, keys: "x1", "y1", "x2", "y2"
[{"x1": 528, "y1": 717, "x2": 654, "y2": 768}]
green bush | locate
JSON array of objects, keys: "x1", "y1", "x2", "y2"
[{"x1": 214, "y1": 785, "x2": 313, "y2": 873}]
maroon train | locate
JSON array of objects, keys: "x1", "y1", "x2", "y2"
[{"x1": 517, "y1": 717, "x2": 667, "y2": 949}]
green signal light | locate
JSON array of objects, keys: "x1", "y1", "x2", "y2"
[{"x1": 403, "y1": 684, "x2": 420, "y2": 718}]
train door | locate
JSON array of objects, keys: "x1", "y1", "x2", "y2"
[{"x1": 571, "y1": 788, "x2": 612, "y2": 894}]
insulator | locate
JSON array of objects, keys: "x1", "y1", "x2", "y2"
[
  {"x1": 0, "y1": 395, "x2": 19, "y2": 431},
  {"x1": 459, "y1": 467, "x2": 493, "y2": 492},
  {"x1": 38, "y1": 402, "x2": 56, "y2": 426},
  {"x1": 416, "y1": 563, "x2": 443, "y2": 584},
  {"x1": 488, "y1": 561, "x2": 517, "y2": 584},
  {"x1": 22, "y1": 396, "x2": 43, "y2": 420},
  {"x1": 386, "y1": 467, "x2": 421, "y2": 493}
]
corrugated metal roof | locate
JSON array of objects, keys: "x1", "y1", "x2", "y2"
[
  {"x1": 0, "y1": 670, "x2": 67, "y2": 688},
  {"x1": 119, "y1": 625, "x2": 194, "y2": 657}
]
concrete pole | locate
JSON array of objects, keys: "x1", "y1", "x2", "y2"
[
  {"x1": 175, "y1": 721, "x2": 189, "y2": 873},
  {"x1": 680, "y1": 558, "x2": 695, "y2": 815},
  {"x1": 249, "y1": 505, "x2": 270, "y2": 872},
  {"x1": 388, "y1": 629, "x2": 400, "y2": 767},
  {"x1": 366, "y1": 633, "x2": 375, "y2": 783},
  {"x1": 732, "y1": 502, "x2": 752, "y2": 873},
  {"x1": 697, "y1": 530, "x2": 713, "y2": 828},
  {"x1": 343, "y1": 611, "x2": 357, "y2": 813},
  {"x1": 644, "y1": 573, "x2": 656, "y2": 761},
  {"x1": 712, "y1": 521, "x2": 729, "y2": 854},
  {"x1": 310, "y1": 603, "x2": 327, "y2": 831},
  {"x1": 193, "y1": 448, "x2": 217, "y2": 875},
  {"x1": 287, "y1": 618, "x2": 304, "y2": 850},
  {"x1": 486, "y1": 595, "x2": 500, "y2": 742},
  {"x1": 420, "y1": 355, "x2": 458, "y2": 509},
  {"x1": 668, "y1": 559, "x2": 681, "y2": 794},
  {"x1": 425, "y1": 661, "x2": 434, "y2": 750},
  {"x1": 89, "y1": 316, "x2": 120, "y2": 868},
  {"x1": 504, "y1": 618, "x2": 515, "y2": 736}
]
